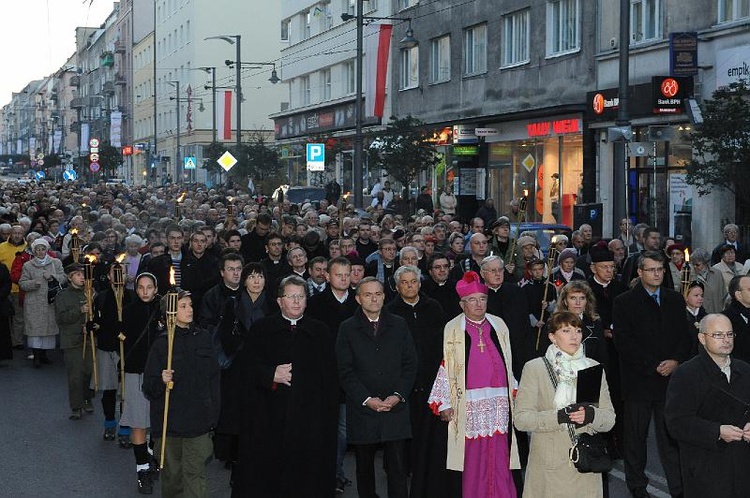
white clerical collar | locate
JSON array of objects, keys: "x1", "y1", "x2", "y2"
[
  {"x1": 282, "y1": 314, "x2": 302, "y2": 325},
  {"x1": 593, "y1": 276, "x2": 610, "y2": 288}
]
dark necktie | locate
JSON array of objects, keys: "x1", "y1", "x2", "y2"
[
  {"x1": 651, "y1": 294, "x2": 659, "y2": 306},
  {"x1": 372, "y1": 321, "x2": 379, "y2": 338}
]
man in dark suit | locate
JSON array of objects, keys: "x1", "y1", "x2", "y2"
[
  {"x1": 665, "y1": 313, "x2": 750, "y2": 498},
  {"x1": 385, "y1": 265, "x2": 447, "y2": 498},
  {"x1": 307, "y1": 256, "x2": 360, "y2": 493},
  {"x1": 421, "y1": 255, "x2": 461, "y2": 320},
  {"x1": 336, "y1": 277, "x2": 417, "y2": 498},
  {"x1": 711, "y1": 223, "x2": 745, "y2": 265},
  {"x1": 240, "y1": 213, "x2": 272, "y2": 263},
  {"x1": 620, "y1": 227, "x2": 674, "y2": 289},
  {"x1": 613, "y1": 250, "x2": 692, "y2": 498},
  {"x1": 721, "y1": 275, "x2": 750, "y2": 365}
]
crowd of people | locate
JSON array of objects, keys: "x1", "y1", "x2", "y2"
[{"x1": 0, "y1": 179, "x2": 749, "y2": 498}]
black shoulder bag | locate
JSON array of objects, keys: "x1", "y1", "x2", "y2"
[{"x1": 542, "y1": 357, "x2": 612, "y2": 474}]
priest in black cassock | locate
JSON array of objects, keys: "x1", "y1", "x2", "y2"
[{"x1": 231, "y1": 275, "x2": 339, "y2": 498}]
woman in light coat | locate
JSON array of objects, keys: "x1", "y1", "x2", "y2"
[
  {"x1": 19, "y1": 238, "x2": 66, "y2": 367},
  {"x1": 514, "y1": 311, "x2": 615, "y2": 498},
  {"x1": 439, "y1": 187, "x2": 457, "y2": 216}
]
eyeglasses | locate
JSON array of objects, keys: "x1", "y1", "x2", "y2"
[
  {"x1": 482, "y1": 267, "x2": 504, "y2": 274},
  {"x1": 431, "y1": 264, "x2": 450, "y2": 270},
  {"x1": 462, "y1": 296, "x2": 488, "y2": 305},
  {"x1": 641, "y1": 267, "x2": 665, "y2": 274},
  {"x1": 281, "y1": 294, "x2": 306, "y2": 301},
  {"x1": 702, "y1": 331, "x2": 735, "y2": 340}
]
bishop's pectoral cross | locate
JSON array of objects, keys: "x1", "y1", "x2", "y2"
[{"x1": 478, "y1": 337, "x2": 486, "y2": 353}]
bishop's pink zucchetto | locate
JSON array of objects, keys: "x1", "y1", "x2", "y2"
[{"x1": 456, "y1": 271, "x2": 488, "y2": 299}]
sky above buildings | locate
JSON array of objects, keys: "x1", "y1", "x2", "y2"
[{"x1": 0, "y1": 0, "x2": 114, "y2": 107}]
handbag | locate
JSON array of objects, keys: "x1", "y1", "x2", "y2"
[
  {"x1": 47, "y1": 277, "x2": 65, "y2": 304},
  {"x1": 542, "y1": 358, "x2": 613, "y2": 474}
]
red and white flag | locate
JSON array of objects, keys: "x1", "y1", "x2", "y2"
[
  {"x1": 364, "y1": 23, "x2": 392, "y2": 118},
  {"x1": 217, "y1": 90, "x2": 233, "y2": 141}
]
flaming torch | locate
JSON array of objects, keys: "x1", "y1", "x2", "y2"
[
  {"x1": 70, "y1": 228, "x2": 81, "y2": 264},
  {"x1": 160, "y1": 266, "x2": 179, "y2": 469},
  {"x1": 226, "y1": 196, "x2": 234, "y2": 228},
  {"x1": 83, "y1": 254, "x2": 98, "y2": 391},
  {"x1": 174, "y1": 191, "x2": 187, "y2": 219},
  {"x1": 681, "y1": 248, "x2": 691, "y2": 298}
]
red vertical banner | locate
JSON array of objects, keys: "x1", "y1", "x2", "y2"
[
  {"x1": 223, "y1": 91, "x2": 233, "y2": 140},
  {"x1": 373, "y1": 24, "x2": 392, "y2": 118}
]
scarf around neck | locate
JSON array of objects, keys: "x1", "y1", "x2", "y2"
[{"x1": 544, "y1": 343, "x2": 596, "y2": 408}]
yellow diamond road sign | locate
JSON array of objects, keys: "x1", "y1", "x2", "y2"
[
  {"x1": 521, "y1": 154, "x2": 536, "y2": 173},
  {"x1": 217, "y1": 151, "x2": 238, "y2": 172}
]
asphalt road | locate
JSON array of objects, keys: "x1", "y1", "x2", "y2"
[{"x1": 0, "y1": 348, "x2": 671, "y2": 497}]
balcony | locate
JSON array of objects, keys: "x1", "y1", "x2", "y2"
[
  {"x1": 70, "y1": 75, "x2": 80, "y2": 87},
  {"x1": 100, "y1": 51, "x2": 114, "y2": 68},
  {"x1": 114, "y1": 40, "x2": 126, "y2": 53},
  {"x1": 102, "y1": 81, "x2": 115, "y2": 95},
  {"x1": 115, "y1": 72, "x2": 127, "y2": 86},
  {"x1": 70, "y1": 97, "x2": 86, "y2": 109}
]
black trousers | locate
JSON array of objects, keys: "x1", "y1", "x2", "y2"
[
  {"x1": 354, "y1": 440, "x2": 408, "y2": 498},
  {"x1": 623, "y1": 399, "x2": 682, "y2": 496}
]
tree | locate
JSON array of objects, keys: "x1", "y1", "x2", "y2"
[
  {"x1": 686, "y1": 81, "x2": 750, "y2": 216},
  {"x1": 201, "y1": 141, "x2": 226, "y2": 175},
  {"x1": 98, "y1": 142, "x2": 122, "y2": 178},
  {"x1": 368, "y1": 115, "x2": 440, "y2": 199}
]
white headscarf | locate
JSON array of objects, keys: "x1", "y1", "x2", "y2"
[
  {"x1": 31, "y1": 238, "x2": 50, "y2": 265},
  {"x1": 545, "y1": 343, "x2": 596, "y2": 409}
]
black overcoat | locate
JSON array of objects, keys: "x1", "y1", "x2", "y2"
[
  {"x1": 233, "y1": 314, "x2": 338, "y2": 498},
  {"x1": 613, "y1": 282, "x2": 691, "y2": 401},
  {"x1": 336, "y1": 309, "x2": 417, "y2": 444},
  {"x1": 665, "y1": 351, "x2": 750, "y2": 498}
]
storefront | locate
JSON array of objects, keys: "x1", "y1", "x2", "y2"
[
  {"x1": 587, "y1": 76, "x2": 694, "y2": 241},
  {"x1": 462, "y1": 115, "x2": 584, "y2": 226}
]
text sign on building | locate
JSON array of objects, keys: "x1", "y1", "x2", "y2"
[
  {"x1": 716, "y1": 45, "x2": 750, "y2": 90},
  {"x1": 652, "y1": 76, "x2": 692, "y2": 114},
  {"x1": 306, "y1": 143, "x2": 325, "y2": 171},
  {"x1": 669, "y1": 32, "x2": 698, "y2": 77},
  {"x1": 452, "y1": 125, "x2": 478, "y2": 145},
  {"x1": 526, "y1": 119, "x2": 581, "y2": 138}
]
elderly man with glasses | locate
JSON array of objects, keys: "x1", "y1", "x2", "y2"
[
  {"x1": 613, "y1": 250, "x2": 692, "y2": 498},
  {"x1": 711, "y1": 223, "x2": 745, "y2": 265},
  {"x1": 666, "y1": 313, "x2": 750, "y2": 498}
]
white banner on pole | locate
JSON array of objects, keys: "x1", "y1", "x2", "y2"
[{"x1": 110, "y1": 111, "x2": 122, "y2": 148}]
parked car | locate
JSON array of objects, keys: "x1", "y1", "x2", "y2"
[
  {"x1": 272, "y1": 185, "x2": 327, "y2": 205},
  {"x1": 510, "y1": 222, "x2": 572, "y2": 257}
]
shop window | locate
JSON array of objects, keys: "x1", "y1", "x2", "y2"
[{"x1": 503, "y1": 9, "x2": 530, "y2": 66}]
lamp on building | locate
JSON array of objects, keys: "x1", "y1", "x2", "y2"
[
  {"x1": 342, "y1": 1, "x2": 418, "y2": 207},
  {"x1": 205, "y1": 35, "x2": 242, "y2": 152}
]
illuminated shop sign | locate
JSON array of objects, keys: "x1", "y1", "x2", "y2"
[{"x1": 526, "y1": 119, "x2": 581, "y2": 138}]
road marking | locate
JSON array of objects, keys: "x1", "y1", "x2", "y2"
[{"x1": 609, "y1": 465, "x2": 671, "y2": 498}]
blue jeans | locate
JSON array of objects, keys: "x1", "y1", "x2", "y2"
[{"x1": 336, "y1": 403, "x2": 347, "y2": 480}]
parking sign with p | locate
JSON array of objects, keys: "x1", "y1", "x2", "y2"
[{"x1": 306, "y1": 143, "x2": 325, "y2": 172}]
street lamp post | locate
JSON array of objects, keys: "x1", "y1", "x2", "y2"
[
  {"x1": 343, "y1": 2, "x2": 418, "y2": 208},
  {"x1": 205, "y1": 35, "x2": 241, "y2": 153},
  {"x1": 168, "y1": 81, "x2": 180, "y2": 184},
  {"x1": 613, "y1": 0, "x2": 631, "y2": 234}
]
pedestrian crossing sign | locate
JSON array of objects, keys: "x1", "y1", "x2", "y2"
[{"x1": 184, "y1": 156, "x2": 197, "y2": 170}]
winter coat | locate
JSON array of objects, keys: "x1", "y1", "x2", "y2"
[
  {"x1": 514, "y1": 357, "x2": 616, "y2": 498},
  {"x1": 19, "y1": 257, "x2": 65, "y2": 338}
]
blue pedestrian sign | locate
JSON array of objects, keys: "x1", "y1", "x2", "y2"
[
  {"x1": 184, "y1": 156, "x2": 197, "y2": 170},
  {"x1": 63, "y1": 169, "x2": 78, "y2": 181},
  {"x1": 34, "y1": 170, "x2": 45, "y2": 181},
  {"x1": 306, "y1": 143, "x2": 325, "y2": 172}
]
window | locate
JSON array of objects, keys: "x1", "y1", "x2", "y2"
[
  {"x1": 547, "y1": 0, "x2": 580, "y2": 55},
  {"x1": 463, "y1": 24, "x2": 487, "y2": 75},
  {"x1": 429, "y1": 35, "x2": 450, "y2": 83},
  {"x1": 300, "y1": 75, "x2": 311, "y2": 105},
  {"x1": 301, "y1": 11, "x2": 311, "y2": 40},
  {"x1": 400, "y1": 46, "x2": 419, "y2": 89},
  {"x1": 397, "y1": 0, "x2": 418, "y2": 10},
  {"x1": 344, "y1": 0, "x2": 355, "y2": 16},
  {"x1": 630, "y1": 0, "x2": 660, "y2": 43},
  {"x1": 503, "y1": 9, "x2": 530, "y2": 66},
  {"x1": 321, "y1": 68, "x2": 332, "y2": 100},
  {"x1": 281, "y1": 18, "x2": 290, "y2": 41},
  {"x1": 321, "y1": 2, "x2": 333, "y2": 30},
  {"x1": 719, "y1": 0, "x2": 750, "y2": 21},
  {"x1": 344, "y1": 61, "x2": 355, "y2": 95}
]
